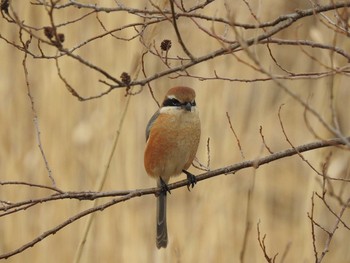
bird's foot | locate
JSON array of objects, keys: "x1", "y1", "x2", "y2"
[
  {"x1": 182, "y1": 170, "x2": 197, "y2": 191},
  {"x1": 159, "y1": 177, "x2": 171, "y2": 195}
]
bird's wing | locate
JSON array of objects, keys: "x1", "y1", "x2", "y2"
[{"x1": 146, "y1": 110, "x2": 160, "y2": 141}]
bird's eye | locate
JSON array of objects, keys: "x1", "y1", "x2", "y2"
[{"x1": 163, "y1": 98, "x2": 181, "y2": 107}]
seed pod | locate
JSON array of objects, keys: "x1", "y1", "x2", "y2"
[
  {"x1": 120, "y1": 72, "x2": 131, "y2": 85},
  {"x1": 160, "y1": 39, "x2": 172, "y2": 51}
]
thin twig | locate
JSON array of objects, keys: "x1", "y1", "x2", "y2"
[
  {"x1": 308, "y1": 193, "x2": 319, "y2": 261},
  {"x1": 0, "y1": 180, "x2": 63, "y2": 193},
  {"x1": 257, "y1": 221, "x2": 277, "y2": 263},
  {"x1": 278, "y1": 104, "x2": 323, "y2": 176},
  {"x1": 259, "y1": 126, "x2": 274, "y2": 154},
  {"x1": 316, "y1": 197, "x2": 350, "y2": 263},
  {"x1": 22, "y1": 35, "x2": 56, "y2": 187},
  {"x1": 169, "y1": 0, "x2": 195, "y2": 61},
  {"x1": 226, "y1": 112, "x2": 245, "y2": 159}
]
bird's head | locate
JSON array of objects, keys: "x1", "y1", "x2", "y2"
[{"x1": 161, "y1": 86, "x2": 197, "y2": 112}]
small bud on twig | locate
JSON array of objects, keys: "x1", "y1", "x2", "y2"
[
  {"x1": 0, "y1": 0, "x2": 9, "y2": 14},
  {"x1": 44, "y1": 27, "x2": 65, "y2": 47},
  {"x1": 160, "y1": 39, "x2": 172, "y2": 51},
  {"x1": 44, "y1": 27, "x2": 55, "y2": 39},
  {"x1": 120, "y1": 72, "x2": 131, "y2": 85},
  {"x1": 57, "y1": 33, "x2": 65, "y2": 43}
]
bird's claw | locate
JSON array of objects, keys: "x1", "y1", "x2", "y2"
[
  {"x1": 159, "y1": 177, "x2": 171, "y2": 195},
  {"x1": 183, "y1": 170, "x2": 197, "y2": 191}
]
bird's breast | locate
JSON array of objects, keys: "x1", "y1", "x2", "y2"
[{"x1": 144, "y1": 110, "x2": 201, "y2": 181}]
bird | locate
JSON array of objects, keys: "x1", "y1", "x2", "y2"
[{"x1": 144, "y1": 86, "x2": 201, "y2": 249}]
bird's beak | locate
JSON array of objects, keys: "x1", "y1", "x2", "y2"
[{"x1": 184, "y1": 102, "x2": 192, "y2": 111}]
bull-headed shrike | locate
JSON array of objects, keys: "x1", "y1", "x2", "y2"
[{"x1": 144, "y1": 86, "x2": 201, "y2": 249}]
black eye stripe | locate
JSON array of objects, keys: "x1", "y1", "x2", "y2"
[
  {"x1": 163, "y1": 98, "x2": 181, "y2": 107},
  {"x1": 162, "y1": 98, "x2": 196, "y2": 107}
]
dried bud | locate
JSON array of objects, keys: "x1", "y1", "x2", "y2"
[
  {"x1": 120, "y1": 72, "x2": 131, "y2": 85},
  {"x1": 44, "y1": 27, "x2": 55, "y2": 39},
  {"x1": 1, "y1": 0, "x2": 9, "y2": 14},
  {"x1": 160, "y1": 39, "x2": 172, "y2": 51},
  {"x1": 58, "y1": 33, "x2": 65, "y2": 43}
]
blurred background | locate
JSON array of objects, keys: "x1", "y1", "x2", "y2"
[{"x1": 1, "y1": 0, "x2": 350, "y2": 262}]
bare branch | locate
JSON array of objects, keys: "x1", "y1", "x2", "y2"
[
  {"x1": 169, "y1": 0, "x2": 195, "y2": 61},
  {"x1": 316, "y1": 196, "x2": 350, "y2": 263},
  {"x1": 257, "y1": 221, "x2": 277, "y2": 263},
  {"x1": 22, "y1": 34, "x2": 56, "y2": 186},
  {"x1": 0, "y1": 136, "x2": 349, "y2": 259},
  {"x1": 226, "y1": 112, "x2": 245, "y2": 159}
]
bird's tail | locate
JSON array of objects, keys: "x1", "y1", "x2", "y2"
[{"x1": 156, "y1": 179, "x2": 168, "y2": 248}]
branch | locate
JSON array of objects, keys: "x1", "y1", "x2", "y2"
[
  {"x1": 169, "y1": 0, "x2": 195, "y2": 60},
  {"x1": 4, "y1": 1, "x2": 350, "y2": 98},
  {"x1": 21, "y1": 33, "x2": 56, "y2": 186},
  {"x1": 315, "y1": 195, "x2": 350, "y2": 263},
  {"x1": 257, "y1": 221, "x2": 277, "y2": 263},
  {"x1": 261, "y1": 38, "x2": 350, "y2": 62},
  {"x1": 129, "y1": 1, "x2": 350, "y2": 87},
  {"x1": 0, "y1": 136, "x2": 349, "y2": 259}
]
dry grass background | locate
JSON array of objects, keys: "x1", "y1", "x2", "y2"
[{"x1": 1, "y1": 0, "x2": 350, "y2": 262}]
